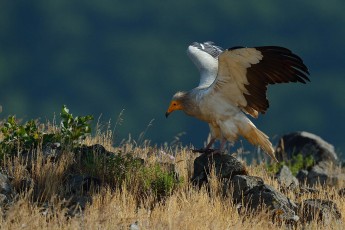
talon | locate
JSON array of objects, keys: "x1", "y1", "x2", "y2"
[
  {"x1": 192, "y1": 148, "x2": 224, "y2": 156},
  {"x1": 192, "y1": 148, "x2": 215, "y2": 154},
  {"x1": 206, "y1": 149, "x2": 223, "y2": 156}
]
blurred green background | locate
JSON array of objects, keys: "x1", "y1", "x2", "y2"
[{"x1": 0, "y1": 1, "x2": 344, "y2": 156}]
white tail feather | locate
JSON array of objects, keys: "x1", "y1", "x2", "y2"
[{"x1": 240, "y1": 125, "x2": 278, "y2": 162}]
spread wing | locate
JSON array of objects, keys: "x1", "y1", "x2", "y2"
[
  {"x1": 187, "y1": 42, "x2": 223, "y2": 88},
  {"x1": 206, "y1": 46, "x2": 310, "y2": 118}
]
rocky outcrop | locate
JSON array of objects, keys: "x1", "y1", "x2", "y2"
[
  {"x1": 228, "y1": 175, "x2": 299, "y2": 222},
  {"x1": 193, "y1": 155, "x2": 298, "y2": 223},
  {"x1": 191, "y1": 154, "x2": 248, "y2": 186},
  {"x1": 192, "y1": 131, "x2": 344, "y2": 224},
  {"x1": 276, "y1": 132, "x2": 345, "y2": 187},
  {"x1": 275, "y1": 131, "x2": 338, "y2": 164}
]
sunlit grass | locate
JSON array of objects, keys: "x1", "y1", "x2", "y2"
[{"x1": 0, "y1": 121, "x2": 344, "y2": 229}]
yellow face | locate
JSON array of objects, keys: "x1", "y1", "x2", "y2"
[{"x1": 165, "y1": 100, "x2": 183, "y2": 117}]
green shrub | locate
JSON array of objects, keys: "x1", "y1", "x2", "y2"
[
  {"x1": 0, "y1": 116, "x2": 43, "y2": 155},
  {"x1": 78, "y1": 148, "x2": 143, "y2": 186},
  {"x1": 0, "y1": 105, "x2": 93, "y2": 158},
  {"x1": 141, "y1": 164, "x2": 178, "y2": 197},
  {"x1": 267, "y1": 153, "x2": 315, "y2": 176},
  {"x1": 60, "y1": 105, "x2": 93, "y2": 146}
]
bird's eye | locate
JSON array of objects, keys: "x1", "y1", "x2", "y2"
[{"x1": 173, "y1": 103, "x2": 176, "y2": 106}]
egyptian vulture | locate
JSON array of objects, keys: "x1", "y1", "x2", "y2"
[{"x1": 165, "y1": 42, "x2": 310, "y2": 162}]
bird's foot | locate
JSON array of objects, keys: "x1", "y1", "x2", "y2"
[
  {"x1": 192, "y1": 148, "x2": 223, "y2": 156},
  {"x1": 192, "y1": 148, "x2": 214, "y2": 155}
]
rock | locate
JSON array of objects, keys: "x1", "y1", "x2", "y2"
[
  {"x1": 299, "y1": 199, "x2": 341, "y2": 224},
  {"x1": 224, "y1": 175, "x2": 298, "y2": 223},
  {"x1": 0, "y1": 173, "x2": 15, "y2": 207},
  {"x1": 42, "y1": 142, "x2": 61, "y2": 158},
  {"x1": 225, "y1": 175, "x2": 264, "y2": 201},
  {"x1": 75, "y1": 144, "x2": 112, "y2": 157},
  {"x1": 0, "y1": 194, "x2": 8, "y2": 206},
  {"x1": 296, "y1": 170, "x2": 308, "y2": 184},
  {"x1": 306, "y1": 161, "x2": 345, "y2": 187},
  {"x1": 191, "y1": 154, "x2": 247, "y2": 186},
  {"x1": 129, "y1": 221, "x2": 140, "y2": 230},
  {"x1": 67, "y1": 175, "x2": 101, "y2": 194},
  {"x1": 0, "y1": 173, "x2": 13, "y2": 196},
  {"x1": 244, "y1": 184, "x2": 299, "y2": 223},
  {"x1": 276, "y1": 132, "x2": 338, "y2": 164},
  {"x1": 276, "y1": 165, "x2": 299, "y2": 190}
]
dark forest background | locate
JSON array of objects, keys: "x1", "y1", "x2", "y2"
[{"x1": 0, "y1": 1, "x2": 344, "y2": 158}]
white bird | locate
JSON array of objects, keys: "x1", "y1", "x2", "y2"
[{"x1": 165, "y1": 42, "x2": 310, "y2": 162}]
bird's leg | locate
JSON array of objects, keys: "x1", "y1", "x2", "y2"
[
  {"x1": 192, "y1": 138, "x2": 216, "y2": 154},
  {"x1": 205, "y1": 138, "x2": 216, "y2": 150},
  {"x1": 209, "y1": 138, "x2": 227, "y2": 155}
]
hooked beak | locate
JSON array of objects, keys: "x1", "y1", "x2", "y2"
[{"x1": 165, "y1": 111, "x2": 170, "y2": 118}]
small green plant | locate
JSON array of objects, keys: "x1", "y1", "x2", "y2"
[
  {"x1": 79, "y1": 148, "x2": 143, "y2": 186},
  {"x1": 60, "y1": 105, "x2": 93, "y2": 146},
  {"x1": 141, "y1": 164, "x2": 178, "y2": 197},
  {"x1": 266, "y1": 153, "x2": 315, "y2": 176},
  {"x1": 0, "y1": 105, "x2": 93, "y2": 158},
  {"x1": 0, "y1": 116, "x2": 43, "y2": 155},
  {"x1": 77, "y1": 146, "x2": 180, "y2": 198}
]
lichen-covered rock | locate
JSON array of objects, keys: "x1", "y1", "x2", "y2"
[
  {"x1": 191, "y1": 154, "x2": 247, "y2": 186},
  {"x1": 299, "y1": 199, "x2": 341, "y2": 224},
  {"x1": 276, "y1": 165, "x2": 299, "y2": 190}
]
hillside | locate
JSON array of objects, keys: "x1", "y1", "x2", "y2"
[
  {"x1": 0, "y1": 110, "x2": 344, "y2": 229},
  {"x1": 0, "y1": 1, "x2": 344, "y2": 154}
]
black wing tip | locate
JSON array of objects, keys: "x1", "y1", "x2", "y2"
[{"x1": 258, "y1": 45, "x2": 311, "y2": 82}]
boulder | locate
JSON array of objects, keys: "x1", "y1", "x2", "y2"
[
  {"x1": 225, "y1": 175, "x2": 264, "y2": 201},
  {"x1": 191, "y1": 154, "x2": 247, "y2": 186},
  {"x1": 244, "y1": 184, "x2": 299, "y2": 222},
  {"x1": 224, "y1": 175, "x2": 298, "y2": 223},
  {"x1": 306, "y1": 161, "x2": 345, "y2": 187},
  {"x1": 275, "y1": 132, "x2": 338, "y2": 164},
  {"x1": 299, "y1": 199, "x2": 341, "y2": 224}
]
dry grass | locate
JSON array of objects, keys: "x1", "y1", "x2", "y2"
[{"x1": 0, "y1": 127, "x2": 344, "y2": 230}]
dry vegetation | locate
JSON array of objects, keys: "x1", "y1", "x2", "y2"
[{"x1": 0, "y1": 120, "x2": 344, "y2": 230}]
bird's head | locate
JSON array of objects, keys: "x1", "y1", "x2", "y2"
[{"x1": 165, "y1": 91, "x2": 188, "y2": 118}]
